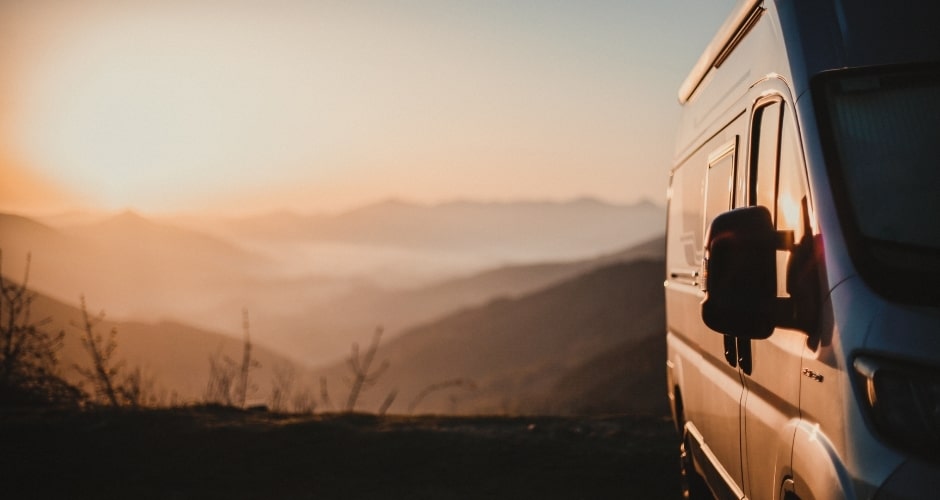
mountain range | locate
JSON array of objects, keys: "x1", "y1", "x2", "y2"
[
  {"x1": 177, "y1": 198, "x2": 664, "y2": 261},
  {"x1": 272, "y1": 236, "x2": 665, "y2": 362},
  {"x1": 310, "y1": 256, "x2": 667, "y2": 416},
  {"x1": 6, "y1": 223, "x2": 667, "y2": 415},
  {"x1": 2, "y1": 198, "x2": 664, "y2": 365}
]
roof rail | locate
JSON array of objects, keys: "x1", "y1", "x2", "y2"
[{"x1": 678, "y1": 0, "x2": 763, "y2": 104}]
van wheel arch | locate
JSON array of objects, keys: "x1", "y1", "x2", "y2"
[
  {"x1": 674, "y1": 387, "x2": 712, "y2": 498},
  {"x1": 782, "y1": 477, "x2": 800, "y2": 500},
  {"x1": 680, "y1": 431, "x2": 712, "y2": 499},
  {"x1": 672, "y1": 386, "x2": 685, "y2": 436}
]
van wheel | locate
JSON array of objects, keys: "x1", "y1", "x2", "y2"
[{"x1": 680, "y1": 435, "x2": 712, "y2": 499}]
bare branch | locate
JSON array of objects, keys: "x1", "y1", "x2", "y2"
[
  {"x1": 319, "y1": 376, "x2": 334, "y2": 411},
  {"x1": 344, "y1": 327, "x2": 389, "y2": 413},
  {"x1": 73, "y1": 295, "x2": 121, "y2": 407},
  {"x1": 0, "y1": 251, "x2": 80, "y2": 405},
  {"x1": 378, "y1": 388, "x2": 398, "y2": 416},
  {"x1": 408, "y1": 379, "x2": 478, "y2": 414},
  {"x1": 269, "y1": 362, "x2": 295, "y2": 413}
]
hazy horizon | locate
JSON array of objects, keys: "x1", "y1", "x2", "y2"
[
  {"x1": 1, "y1": 199, "x2": 666, "y2": 373},
  {"x1": 5, "y1": 193, "x2": 665, "y2": 221}
]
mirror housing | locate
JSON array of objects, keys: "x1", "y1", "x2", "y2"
[{"x1": 701, "y1": 206, "x2": 777, "y2": 339}]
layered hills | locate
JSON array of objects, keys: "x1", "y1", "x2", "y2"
[
  {"x1": 16, "y1": 291, "x2": 300, "y2": 405},
  {"x1": 2, "y1": 198, "x2": 663, "y2": 365},
  {"x1": 311, "y1": 257, "x2": 667, "y2": 416},
  {"x1": 2, "y1": 199, "x2": 667, "y2": 415}
]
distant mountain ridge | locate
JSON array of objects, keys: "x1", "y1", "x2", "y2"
[
  {"x1": 175, "y1": 197, "x2": 665, "y2": 263},
  {"x1": 0, "y1": 211, "x2": 271, "y2": 322},
  {"x1": 4, "y1": 236, "x2": 668, "y2": 415},
  {"x1": 2, "y1": 199, "x2": 665, "y2": 367},
  {"x1": 323, "y1": 198, "x2": 661, "y2": 253},
  {"x1": 65, "y1": 209, "x2": 269, "y2": 266},
  {"x1": 286, "y1": 236, "x2": 665, "y2": 351},
  {"x1": 313, "y1": 257, "x2": 668, "y2": 416}
]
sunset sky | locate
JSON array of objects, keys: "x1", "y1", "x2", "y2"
[{"x1": 0, "y1": 0, "x2": 735, "y2": 216}]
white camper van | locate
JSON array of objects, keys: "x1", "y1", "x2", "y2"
[{"x1": 665, "y1": 0, "x2": 940, "y2": 498}]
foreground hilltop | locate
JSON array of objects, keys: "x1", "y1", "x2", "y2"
[{"x1": 1, "y1": 406, "x2": 681, "y2": 499}]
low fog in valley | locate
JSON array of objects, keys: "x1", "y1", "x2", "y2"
[{"x1": 0, "y1": 198, "x2": 666, "y2": 415}]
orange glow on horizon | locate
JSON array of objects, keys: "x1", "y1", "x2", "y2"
[
  {"x1": 0, "y1": 154, "x2": 86, "y2": 215},
  {"x1": 0, "y1": 0, "x2": 735, "y2": 217}
]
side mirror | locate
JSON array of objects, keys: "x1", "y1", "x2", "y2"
[{"x1": 701, "y1": 206, "x2": 777, "y2": 339}]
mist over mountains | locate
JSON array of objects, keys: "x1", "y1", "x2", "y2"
[
  {"x1": 2, "y1": 196, "x2": 668, "y2": 414},
  {"x1": 192, "y1": 197, "x2": 663, "y2": 256},
  {"x1": 2, "y1": 197, "x2": 663, "y2": 366},
  {"x1": 173, "y1": 197, "x2": 666, "y2": 287},
  {"x1": 11, "y1": 240, "x2": 666, "y2": 415}
]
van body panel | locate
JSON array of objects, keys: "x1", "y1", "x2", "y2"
[
  {"x1": 864, "y1": 302, "x2": 940, "y2": 362},
  {"x1": 791, "y1": 417, "x2": 860, "y2": 500},
  {"x1": 675, "y1": 4, "x2": 788, "y2": 164},
  {"x1": 667, "y1": 1, "x2": 940, "y2": 498},
  {"x1": 741, "y1": 330, "x2": 803, "y2": 499},
  {"x1": 678, "y1": 0, "x2": 762, "y2": 104},
  {"x1": 797, "y1": 278, "x2": 903, "y2": 497}
]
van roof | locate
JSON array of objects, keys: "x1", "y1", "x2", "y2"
[
  {"x1": 678, "y1": 0, "x2": 760, "y2": 104},
  {"x1": 679, "y1": 0, "x2": 940, "y2": 104}
]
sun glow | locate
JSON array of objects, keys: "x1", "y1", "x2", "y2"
[{"x1": 0, "y1": 0, "x2": 734, "y2": 216}]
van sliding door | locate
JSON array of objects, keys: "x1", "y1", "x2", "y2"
[
  {"x1": 670, "y1": 132, "x2": 749, "y2": 498},
  {"x1": 667, "y1": 119, "x2": 749, "y2": 498}
]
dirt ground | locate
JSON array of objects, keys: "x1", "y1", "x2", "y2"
[{"x1": 1, "y1": 406, "x2": 682, "y2": 499}]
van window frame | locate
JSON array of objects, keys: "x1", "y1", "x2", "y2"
[
  {"x1": 746, "y1": 96, "x2": 784, "y2": 213},
  {"x1": 705, "y1": 137, "x2": 739, "y2": 237}
]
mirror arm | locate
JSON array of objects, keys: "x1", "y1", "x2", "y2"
[
  {"x1": 774, "y1": 297, "x2": 796, "y2": 329},
  {"x1": 776, "y1": 230, "x2": 795, "y2": 251},
  {"x1": 773, "y1": 296, "x2": 820, "y2": 334}
]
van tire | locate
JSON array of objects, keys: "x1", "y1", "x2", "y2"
[{"x1": 680, "y1": 435, "x2": 712, "y2": 499}]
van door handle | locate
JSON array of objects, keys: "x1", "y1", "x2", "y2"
[{"x1": 670, "y1": 270, "x2": 699, "y2": 286}]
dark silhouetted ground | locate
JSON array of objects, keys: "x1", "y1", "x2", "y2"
[{"x1": 1, "y1": 406, "x2": 681, "y2": 499}]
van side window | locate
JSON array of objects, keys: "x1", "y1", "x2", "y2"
[
  {"x1": 666, "y1": 137, "x2": 737, "y2": 285},
  {"x1": 667, "y1": 161, "x2": 707, "y2": 279},
  {"x1": 750, "y1": 99, "x2": 818, "y2": 329},
  {"x1": 705, "y1": 140, "x2": 736, "y2": 228},
  {"x1": 750, "y1": 101, "x2": 782, "y2": 211},
  {"x1": 777, "y1": 109, "x2": 808, "y2": 243},
  {"x1": 777, "y1": 109, "x2": 817, "y2": 326}
]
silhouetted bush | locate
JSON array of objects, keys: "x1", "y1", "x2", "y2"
[
  {"x1": 205, "y1": 308, "x2": 259, "y2": 408},
  {"x1": 73, "y1": 295, "x2": 151, "y2": 407},
  {"x1": 343, "y1": 327, "x2": 394, "y2": 413},
  {"x1": 0, "y1": 251, "x2": 83, "y2": 407},
  {"x1": 269, "y1": 362, "x2": 294, "y2": 412}
]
